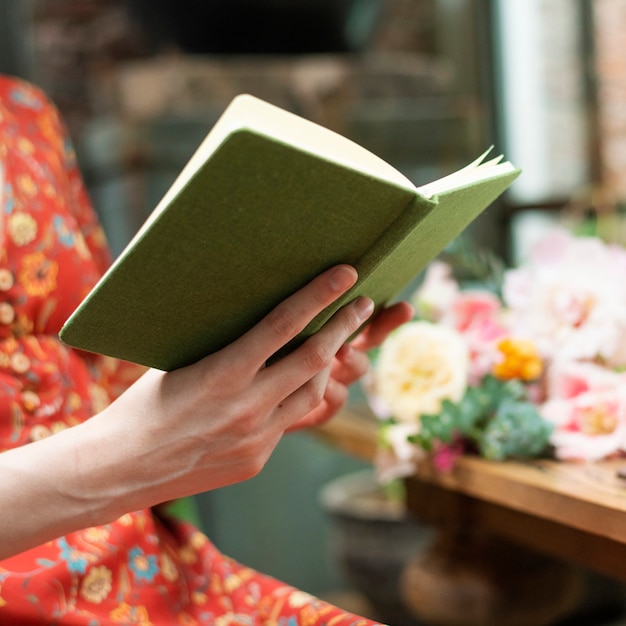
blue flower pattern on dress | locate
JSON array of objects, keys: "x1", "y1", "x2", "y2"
[
  {"x1": 128, "y1": 546, "x2": 159, "y2": 583},
  {"x1": 57, "y1": 537, "x2": 89, "y2": 574}
]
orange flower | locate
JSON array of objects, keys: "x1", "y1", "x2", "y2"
[{"x1": 493, "y1": 337, "x2": 543, "y2": 381}]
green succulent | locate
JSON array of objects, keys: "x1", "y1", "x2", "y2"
[{"x1": 409, "y1": 375, "x2": 553, "y2": 461}]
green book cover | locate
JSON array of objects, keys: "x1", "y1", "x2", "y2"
[{"x1": 59, "y1": 94, "x2": 520, "y2": 371}]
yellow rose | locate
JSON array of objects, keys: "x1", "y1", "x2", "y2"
[{"x1": 374, "y1": 321, "x2": 469, "y2": 423}]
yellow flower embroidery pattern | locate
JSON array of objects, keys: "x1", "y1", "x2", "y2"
[
  {"x1": 82, "y1": 526, "x2": 111, "y2": 544},
  {"x1": 29, "y1": 424, "x2": 52, "y2": 441},
  {"x1": 160, "y1": 551, "x2": 179, "y2": 583},
  {"x1": 18, "y1": 252, "x2": 58, "y2": 297},
  {"x1": 17, "y1": 137, "x2": 34, "y2": 154},
  {"x1": 191, "y1": 591, "x2": 207, "y2": 605},
  {"x1": 176, "y1": 612, "x2": 198, "y2": 626},
  {"x1": 74, "y1": 231, "x2": 91, "y2": 260},
  {"x1": 7, "y1": 211, "x2": 37, "y2": 246},
  {"x1": 89, "y1": 383, "x2": 111, "y2": 414},
  {"x1": 50, "y1": 421, "x2": 69, "y2": 434},
  {"x1": 288, "y1": 591, "x2": 316, "y2": 609},
  {"x1": 117, "y1": 513, "x2": 134, "y2": 526},
  {"x1": 110, "y1": 602, "x2": 152, "y2": 625},
  {"x1": 223, "y1": 568, "x2": 255, "y2": 594},
  {"x1": 80, "y1": 566, "x2": 113, "y2": 604},
  {"x1": 189, "y1": 530, "x2": 208, "y2": 550},
  {"x1": 17, "y1": 173, "x2": 37, "y2": 197},
  {"x1": 21, "y1": 390, "x2": 40, "y2": 412},
  {"x1": 178, "y1": 544, "x2": 198, "y2": 565},
  {"x1": 67, "y1": 391, "x2": 83, "y2": 412}
]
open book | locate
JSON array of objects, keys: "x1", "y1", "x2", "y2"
[{"x1": 60, "y1": 94, "x2": 520, "y2": 371}]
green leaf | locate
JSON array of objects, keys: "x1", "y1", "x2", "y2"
[
  {"x1": 419, "y1": 411, "x2": 455, "y2": 446},
  {"x1": 478, "y1": 399, "x2": 553, "y2": 461}
]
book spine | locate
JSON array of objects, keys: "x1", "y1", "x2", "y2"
[{"x1": 352, "y1": 174, "x2": 520, "y2": 309}]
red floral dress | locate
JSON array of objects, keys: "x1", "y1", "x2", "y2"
[{"x1": 0, "y1": 75, "x2": 384, "y2": 626}]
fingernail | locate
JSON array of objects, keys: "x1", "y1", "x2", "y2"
[
  {"x1": 329, "y1": 266, "x2": 357, "y2": 292},
  {"x1": 355, "y1": 297, "x2": 374, "y2": 321}
]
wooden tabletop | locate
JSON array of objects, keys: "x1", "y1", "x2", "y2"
[{"x1": 314, "y1": 406, "x2": 626, "y2": 580}]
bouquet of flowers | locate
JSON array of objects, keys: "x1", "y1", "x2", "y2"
[{"x1": 367, "y1": 227, "x2": 626, "y2": 481}]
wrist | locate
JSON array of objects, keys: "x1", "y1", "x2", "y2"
[{"x1": 0, "y1": 418, "x2": 129, "y2": 558}]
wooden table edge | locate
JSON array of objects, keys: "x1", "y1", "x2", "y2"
[{"x1": 314, "y1": 407, "x2": 626, "y2": 547}]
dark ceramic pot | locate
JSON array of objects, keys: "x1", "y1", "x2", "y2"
[{"x1": 320, "y1": 470, "x2": 433, "y2": 626}]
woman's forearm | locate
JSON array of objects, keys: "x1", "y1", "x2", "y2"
[{"x1": 0, "y1": 411, "x2": 139, "y2": 559}]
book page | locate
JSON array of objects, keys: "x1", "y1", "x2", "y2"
[
  {"x1": 416, "y1": 151, "x2": 517, "y2": 199},
  {"x1": 193, "y1": 94, "x2": 417, "y2": 191}
]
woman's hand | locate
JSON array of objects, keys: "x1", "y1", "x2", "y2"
[
  {"x1": 285, "y1": 300, "x2": 414, "y2": 432},
  {"x1": 106, "y1": 265, "x2": 374, "y2": 499},
  {"x1": 106, "y1": 263, "x2": 412, "y2": 502},
  {"x1": 0, "y1": 265, "x2": 412, "y2": 558}
]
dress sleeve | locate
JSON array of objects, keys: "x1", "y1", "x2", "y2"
[
  {"x1": 42, "y1": 89, "x2": 147, "y2": 398},
  {"x1": 56, "y1": 109, "x2": 113, "y2": 277}
]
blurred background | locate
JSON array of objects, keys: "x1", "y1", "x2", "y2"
[{"x1": 2, "y1": 0, "x2": 626, "y2": 623}]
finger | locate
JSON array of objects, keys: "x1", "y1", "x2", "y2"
[
  {"x1": 330, "y1": 344, "x2": 371, "y2": 386},
  {"x1": 285, "y1": 377, "x2": 349, "y2": 433},
  {"x1": 286, "y1": 343, "x2": 371, "y2": 431},
  {"x1": 350, "y1": 301, "x2": 413, "y2": 352},
  {"x1": 222, "y1": 265, "x2": 359, "y2": 372},
  {"x1": 258, "y1": 295, "x2": 374, "y2": 409},
  {"x1": 273, "y1": 365, "x2": 331, "y2": 431}
]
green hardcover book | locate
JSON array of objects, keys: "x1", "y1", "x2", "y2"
[{"x1": 59, "y1": 94, "x2": 520, "y2": 371}]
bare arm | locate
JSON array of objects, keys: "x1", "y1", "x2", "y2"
[{"x1": 0, "y1": 265, "x2": 411, "y2": 559}]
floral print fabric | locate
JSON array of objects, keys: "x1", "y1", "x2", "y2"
[{"x1": 0, "y1": 75, "x2": 384, "y2": 626}]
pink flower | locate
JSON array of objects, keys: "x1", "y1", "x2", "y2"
[
  {"x1": 369, "y1": 228, "x2": 626, "y2": 469},
  {"x1": 545, "y1": 361, "x2": 620, "y2": 400},
  {"x1": 431, "y1": 437, "x2": 466, "y2": 472},
  {"x1": 413, "y1": 269, "x2": 509, "y2": 385},
  {"x1": 503, "y1": 228, "x2": 626, "y2": 364},
  {"x1": 448, "y1": 290, "x2": 502, "y2": 332},
  {"x1": 543, "y1": 395, "x2": 626, "y2": 461},
  {"x1": 540, "y1": 361, "x2": 626, "y2": 460},
  {"x1": 444, "y1": 291, "x2": 508, "y2": 385}
]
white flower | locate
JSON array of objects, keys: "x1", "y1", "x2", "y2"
[
  {"x1": 375, "y1": 422, "x2": 423, "y2": 482},
  {"x1": 373, "y1": 321, "x2": 469, "y2": 423},
  {"x1": 412, "y1": 261, "x2": 459, "y2": 322}
]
